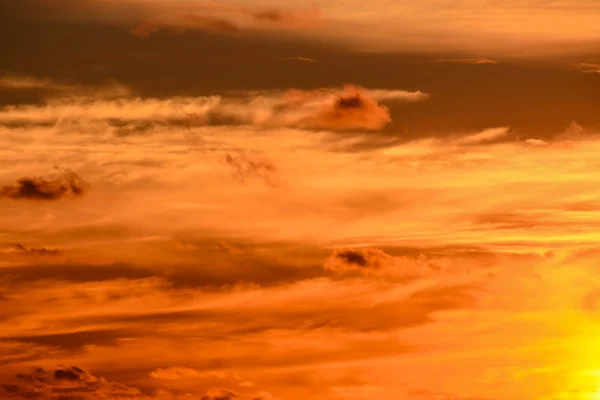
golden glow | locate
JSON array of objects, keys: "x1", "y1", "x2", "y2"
[{"x1": 2, "y1": 1, "x2": 600, "y2": 398}]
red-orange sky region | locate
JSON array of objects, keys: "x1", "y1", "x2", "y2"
[{"x1": 2, "y1": 1, "x2": 600, "y2": 399}]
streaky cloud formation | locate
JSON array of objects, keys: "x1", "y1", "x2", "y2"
[
  {"x1": 0, "y1": 84, "x2": 428, "y2": 131},
  {"x1": 280, "y1": 57, "x2": 317, "y2": 62},
  {"x1": 572, "y1": 62, "x2": 600, "y2": 74},
  {"x1": 0, "y1": 74, "x2": 131, "y2": 100},
  {"x1": 435, "y1": 58, "x2": 498, "y2": 65}
]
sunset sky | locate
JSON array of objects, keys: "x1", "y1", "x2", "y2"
[{"x1": 2, "y1": 1, "x2": 600, "y2": 399}]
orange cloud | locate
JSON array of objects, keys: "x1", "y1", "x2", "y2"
[
  {"x1": 0, "y1": 74, "x2": 130, "y2": 99},
  {"x1": 0, "y1": 84, "x2": 427, "y2": 132},
  {"x1": 435, "y1": 58, "x2": 498, "y2": 65}
]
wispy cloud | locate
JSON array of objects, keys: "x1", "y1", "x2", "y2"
[
  {"x1": 435, "y1": 58, "x2": 499, "y2": 65},
  {"x1": 572, "y1": 62, "x2": 600, "y2": 73},
  {"x1": 0, "y1": 85, "x2": 428, "y2": 132},
  {"x1": 0, "y1": 74, "x2": 130, "y2": 99},
  {"x1": 280, "y1": 57, "x2": 317, "y2": 62}
]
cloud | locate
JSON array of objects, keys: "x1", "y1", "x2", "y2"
[
  {"x1": 201, "y1": 388, "x2": 241, "y2": 400},
  {"x1": 223, "y1": 153, "x2": 279, "y2": 186},
  {"x1": 0, "y1": 243, "x2": 61, "y2": 257},
  {"x1": 324, "y1": 248, "x2": 394, "y2": 273},
  {"x1": 0, "y1": 74, "x2": 131, "y2": 99},
  {"x1": 323, "y1": 247, "x2": 452, "y2": 280},
  {"x1": 435, "y1": 58, "x2": 498, "y2": 65},
  {"x1": 572, "y1": 63, "x2": 600, "y2": 73},
  {"x1": 0, "y1": 169, "x2": 85, "y2": 201},
  {"x1": 1, "y1": 366, "x2": 264, "y2": 400},
  {"x1": 453, "y1": 127, "x2": 511, "y2": 145},
  {"x1": 129, "y1": 2, "x2": 319, "y2": 38},
  {"x1": 131, "y1": 14, "x2": 242, "y2": 37},
  {"x1": 0, "y1": 365, "x2": 146, "y2": 400},
  {"x1": 150, "y1": 366, "x2": 208, "y2": 380},
  {"x1": 0, "y1": 85, "x2": 428, "y2": 131},
  {"x1": 280, "y1": 57, "x2": 316, "y2": 62}
]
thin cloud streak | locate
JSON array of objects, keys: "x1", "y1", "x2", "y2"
[{"x1": 0, "y1": 85, "x2": 428, "y2": 131}]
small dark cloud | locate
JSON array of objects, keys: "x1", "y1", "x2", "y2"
[
  {"x1": 335, "y1": 249, "x2": 367, "y2": 267},
  {"x1": 224, "y1": 152, "x2": 279, "y2": 187},
  {"x1": 0, "y1": 169, "x2": 85, "y2": 201},
  {"x1": 6, "y1": 243, "x2": 61, "y2": 257},
  {"x1": 131, "y1": 15, "x2": 241, "y2": 37},
  {"x1": 324, "y1": 248, "x2": 394, "y2": 273}
]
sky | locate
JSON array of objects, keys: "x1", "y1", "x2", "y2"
[{"x1": 1, "y1": 1, "x2": 600, "y2": 399}]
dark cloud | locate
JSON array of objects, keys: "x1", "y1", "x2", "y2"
[
  {"x1": 224, "y1": 153, "x2": 279, "y2": 187},
  {"x1": 324, "y1": 248, "x2": 394, "y2": 273},
  {"x1": 0, "y1": 170, "x2": 85, "y2": 201},
  {"x1": 1, "y1": 366, "x2": 146, "y2": 400},
  {"x1": 5, "y1": 243, "x2": 61, "y2": 257},
  {"x1": 335, "y1": 249, "x2": 368, "y2": 267}
]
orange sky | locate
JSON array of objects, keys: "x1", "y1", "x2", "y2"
[{"x1": 1, "y1": 1, "x2": 600, "y2": 400}]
